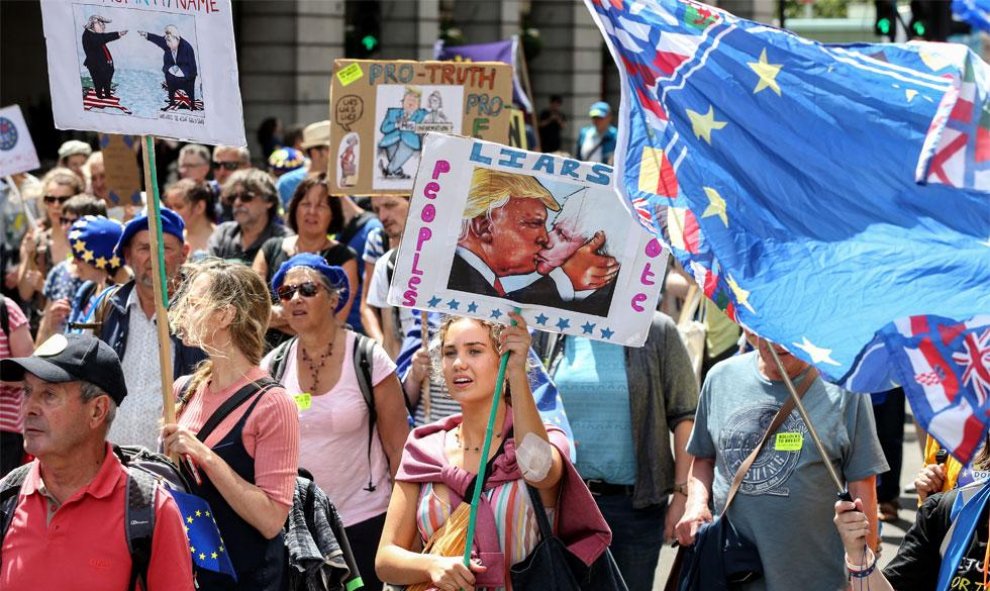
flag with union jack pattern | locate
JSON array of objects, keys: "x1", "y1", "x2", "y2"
[{"x1": 587, "y1": 0, "x2": 990, "y2": 463}]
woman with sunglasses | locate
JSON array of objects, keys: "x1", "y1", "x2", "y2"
[
  {"x1": 16, "y1": 168, "x2": 84, "y2": 311},
  {"x1": 252, "y1": 173, "x2": 359, "y2": 346},
  {"x1": 261, "y1": 253, "x2": 408, "y2": 591},
  {"x1": 164, "y1": 258, "x2": 300, "y2": 590}
]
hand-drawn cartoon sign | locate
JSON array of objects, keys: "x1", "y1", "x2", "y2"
[{"x1": 387, "y1": 133, "x2": 668, "y2": 346}]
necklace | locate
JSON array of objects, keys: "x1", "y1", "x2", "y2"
[
  {"x1": 454, "y1": 425, "x2": 502, "y2": 453},
  {"x1": 300, "y1": 336, "x2": 335, "y2": 392}
]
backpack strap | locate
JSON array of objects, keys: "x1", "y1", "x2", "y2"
[
  {"x1": 0, "y1": 464, "x2": 31, "y2": 565},
  {"x1": 352, "y1": 335, "x2": 379, "y2": 492},
  {"x1": 195, "y1": 377, "x2": 279, "y2": 444},
  {"x1": 268, "y1": 337, "x2": 298, "y2": 385},
  {"x1": 124, "y1": 467, "x2": 158, "y2": 591}
]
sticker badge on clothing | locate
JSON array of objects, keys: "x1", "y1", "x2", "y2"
[
  {"x1": 294, "y1": 392, "x2": 312, "y2": 412},
  {"x1": 774, "y1": 432, "x2": 803, "y2": 452}
]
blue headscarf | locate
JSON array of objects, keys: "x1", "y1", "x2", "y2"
[{"x1": 270, "y1": 253, "x2": 349, "y2": 313}]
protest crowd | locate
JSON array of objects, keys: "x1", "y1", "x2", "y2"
[{"x1": 1, "y1": 2, "x2": 989, "y2": 591}]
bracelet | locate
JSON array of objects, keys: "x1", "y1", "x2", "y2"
[
  {"x1": 845, "y1": 549, "x2": 877, "y2": 579},
  {"x1": 673, "y1": 482, "x2": 688, "y2": 497}
]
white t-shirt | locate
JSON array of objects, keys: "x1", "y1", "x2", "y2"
[
  {"x1": 366, "y1": 249, "x2": 417, "y2": 340},
  {"x1": 264, "y1": 331, "x2": 397, "y2": 527}
]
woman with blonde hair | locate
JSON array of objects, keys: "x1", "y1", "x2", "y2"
[
  {"x1": 376, "y1": 313, "x2": 611, "y2": 591},
  {"x1": 163, "y1": 258, "x2": 299, "y2": 590}
]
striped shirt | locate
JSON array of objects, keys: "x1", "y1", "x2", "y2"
[{"x1": 0, "y1": 298, "x2": 28, "y2": 433}]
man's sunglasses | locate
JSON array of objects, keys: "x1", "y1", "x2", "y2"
[
  {"x1": 230, "y1": 192, "x2": 257, "y2": 203},
  {"x1": 277, "y1": 281, "x2": 323, "y2": 301},
  {"x1": 213, "y1": 161, "x2": 240, "y2": 171},
  {"x1": 44, "y1": 195, "x2": 71, "y2": 205}
]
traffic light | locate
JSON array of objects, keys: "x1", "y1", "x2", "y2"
[
  {"x1": 345, "y1": 0, "x2": 381, "y2": 58},
  {"x1": 908, "y1": 0, "x2": 950, "y2": 41},
  {"x1": 874, "y1": 1, "x2": 898, "y2": 38}
]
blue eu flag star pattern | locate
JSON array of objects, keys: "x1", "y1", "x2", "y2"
[
  {"x1": 170, "y1": 489, "x2": 237, "y2": 580},
  {"x1": 588, "y1": 0, "x2": 990, "y2": 463}
]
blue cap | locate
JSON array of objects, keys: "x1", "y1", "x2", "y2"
[
  {"x1": 589, "y1": 101, "x2": 612, "y2": 118},
  {"x1": 68, "y1": 215, "x2": 124, "y2": 271},
  {"x1": 115, "y1": 208, "x2": 185, "y2": 261},
  {"x1": 270, "y1": 253, "x2": 350, "y2": 313},
  {"x1": 268, "y1": 148, "x2": 306, "y2": 174}
]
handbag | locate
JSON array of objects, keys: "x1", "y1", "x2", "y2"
[
  {"x1": 667, "y1": 368, "x2": 820, "y2": 590},
  {"x1": 510, "y1": 484, "x2": 628, "y2": 591}
]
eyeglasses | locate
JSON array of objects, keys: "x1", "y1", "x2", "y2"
[
  {"x1": 230, "y1": 192, "x2": 256, "y2": 203},
  {"x1": 44, "y1": 195, "x2": 72, "y2": 205},
  {"x1": 213, "y1": 161, "x2": 240, "y2": 171},
  {"x1": 59, "y1": 216, "x2": 78, "y2": 227},
  {"x1": 276, "y1": 281, "x2": 323, "y2": 301}
]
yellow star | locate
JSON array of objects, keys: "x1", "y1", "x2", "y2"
[
  {"x1": 109, "y1": 255, "x2": 121, "y2": 269},
  {"x1": 186, "y1": 516, "x2": 194, "y2": 524},
  {"x1": 205, "y1": 511, "x2": 210, "y2": 517},
  {"x1": 95, "y1": 256, "x2": 107, "y2": 269},
  {"x1": 219, "y1": 546, "x2": 224, "y2": 553},
  {"x1": 82, "y1": 249, "x2": 94, "y2": 263},
  {"x1": 199, "y1": 553, "x2": 206, "y2": 561},
  {"x1": 190, "y1": 546, "x2": 195, "y2": 553},
  {"x1": 748, "y1": 49, "x2": 782, "y2": 96},
  {"x1": 184, "y1": 526, "x2": 189, "y2": 535},
  {"x1": 702, "y1": 187, "x2": 728, "y2": 226},
  {"x1": 727, "y1": 274, "x2": 756, "y2": 314},
  {"x1": 195, "y1": 510, "x2": 202, "y2": 517},
  {"x1": 686, "y1": 106, "x2": 727, "y2": 145},
  {"x1": 73, "y1": 240, "x2": 87, "y2": 253},
  {"x1": 211, "y1": 552, "x2": 218, "y2": 560}
]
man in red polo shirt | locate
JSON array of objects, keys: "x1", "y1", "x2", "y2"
[{"x1": 0, "y1": 334, "x2": 193, "y2": 590}]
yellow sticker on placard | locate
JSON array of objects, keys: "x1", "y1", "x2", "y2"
[
  {"x1": 294, "y1": 393, "x2": 312, "y2": 412},
  {"x1": 774, "y1": 432, "x2": 803, "y2": 452},
  {"x1": 337, "y1": 63, "x2": 364, "y2": 87}
]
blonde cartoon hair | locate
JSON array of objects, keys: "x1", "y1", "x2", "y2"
[
  {"x1": 404, "y1": 85, "x2": 422, "y2": 98},
  {"x1": 463, "y1": 168, "x2": 560, "y2": 220}
]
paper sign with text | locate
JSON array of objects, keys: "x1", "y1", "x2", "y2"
[
  {"x1": 99, "y1": 134, "x2": 142, "y2": 206},
  {"x1": 387, "y1": 134, "x2": 667, "y2": 346},
  {"x1": 328, "y1": 60, "x2": 513, "y2": 195},
  {"x1": 0, "y1": 105, "x2": 40, "y2": 178},
  {"x1": 40, "y1": 0, "x2": 246, "y2": 146}
]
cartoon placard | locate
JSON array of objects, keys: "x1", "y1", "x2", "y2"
[
  {"x1": 99, "y1": 134, "x2": 142, "y2": 206},
  {"x1": 328, "y1": 60, "x2": 513, "y2": 195},
  {"x1": 40, "y1": 0, "x2": 246, "y2": 146},
  {"x1": 387, "y1": 134, "x2": 668, "y2": 347},
  {"x1": 0, "y1": 105, "x2": 40, "y2": 178}
]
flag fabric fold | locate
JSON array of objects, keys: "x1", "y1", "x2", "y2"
[
  {"x1": 588, "y1": 0, "x2": 990, "y2": 462},
  {"x1": 170, "y1": 488, "x2": 238, "y2": 580}
]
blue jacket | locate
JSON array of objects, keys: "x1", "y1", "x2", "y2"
[
  {"x1": 575, "y1": 124, "x2": 618, "y2": 163},
  {"x1": 378, "y1": 107, "x2": 427, "y2": 150},
  {"x1": 97, "y1": 281, "x2": 207, "y2": 381},
  {"x1": 145, "y1": 33, "x2": 198, "y2": 79}
]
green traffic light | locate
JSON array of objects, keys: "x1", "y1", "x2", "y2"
[
  {"x1": 913, "y1": 21, "x2": 927, "y2": 36},
  {"x1": 361, "y1": 35, "x2": 378, "y2": 52},
  {"x1": 877, "y1": 17, "x2": 892, "y2": 35}
]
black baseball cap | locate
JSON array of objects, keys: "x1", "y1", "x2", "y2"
[{"x1": 0, "y1": 334, "x2": 128, "y2": 405}]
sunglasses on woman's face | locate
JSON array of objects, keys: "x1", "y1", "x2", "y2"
[
  {"x1": 44, "y1": 195, "x2": 72, "y2": 205},
  {"x1": 59, "y1": 216, "x2": 78, "y2": 227},
  {"x1": 277, "y1": 281, "x2": 323, "y2": 301}
]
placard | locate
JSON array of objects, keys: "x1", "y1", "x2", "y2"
[
  {"x1": 0, "y1": 105, "x2": 40, "y2": 177},
  {"x1": 99, "y1": 134, "x2": 142, "y2": 206},
  {"x1": 387, "y1": 134, "x2": 667, "y2": 346},
  {"x1": 40, "y1": 0, "x2": 246, "y2": 146},
  {"x1": 328, "y1": 60, "x2": 513, "y2": 195}
]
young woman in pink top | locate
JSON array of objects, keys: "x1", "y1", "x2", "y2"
[
  {"x1": 261, "y1": 253, "x2": 409, "y2": 591},
  {"x1": 163, "y1": 259, "x2": 300, "y2": 591},
  {"x1": 376, "y1": 314, "x2": 612, "y2": 591}
]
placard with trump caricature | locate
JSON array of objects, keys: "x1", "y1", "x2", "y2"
[{"x1": 387, "y1": 134, "x2": 668, "y2": 346}]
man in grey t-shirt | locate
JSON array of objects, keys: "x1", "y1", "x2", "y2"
[{"x1": 675, "y1": 337, "x2": 888, "y2": 591}]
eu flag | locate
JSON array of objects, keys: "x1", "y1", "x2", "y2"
[
  {"x1": 954, "y1": 0, "x2": 990, "y2": 33},
  {"x1": 589, "y1": 0, "x2": 990, "y2": 462},
  {"x1": 170, "y1": 489, "x2": 237, "y2": 581}
]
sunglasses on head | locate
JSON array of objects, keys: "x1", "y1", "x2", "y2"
[
  {"x1": 44, "y1": 195, "x2": 71, "y2": 205},
  {"x1": 213, "y1": 161, "x2": 240, "y2": 171},
  {"x1": 230, "y1": 191, "x2": 256, "y2": 203},
  {"x1": 277, "y1": 281, "x2": 323, "y2": 301}
]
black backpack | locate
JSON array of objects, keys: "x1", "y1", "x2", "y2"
[
  {"x1": 268, "y1": 334, "x2": 384, "y2": 492},
  {"x1": 0, "y1": 445, "x2": 191, "y2": 591}
]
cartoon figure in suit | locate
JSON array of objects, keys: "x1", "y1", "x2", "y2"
[
  {"x1": 82, "y1": 15, "x2": 127, "y2": 99},
  {"x1": 138, "y1": 26, "x2": 199, "y2": 110},
  {"x1": 378, "y1": 86, "x2": 428, "y2": 179}
]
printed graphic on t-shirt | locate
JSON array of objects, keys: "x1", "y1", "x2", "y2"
[{"x1": 718, "y1": 403, "x2": 808, "y2": 497}]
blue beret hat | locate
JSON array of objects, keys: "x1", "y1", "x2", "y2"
[
  {"x1": 115, "y1": 207, "x2": 185, "y2": 260},
  {"x1": 270, "y1": 253, "x2": 350, "y2": 313},
  {"x1": 68, "y1": 215, "x2": 124, "y2": 271}
]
